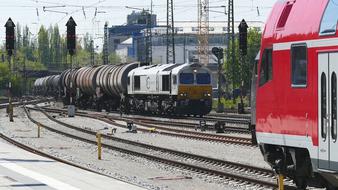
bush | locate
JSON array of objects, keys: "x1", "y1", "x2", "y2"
[{"x1": 212, "y1": 96, "x2": 249, "y2": 110}]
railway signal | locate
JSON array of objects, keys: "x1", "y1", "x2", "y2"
[
  {"x1": 238, "y1": 19, "x2": 248, "y2": 55},
  {"x1": 5, "y1": 18, "x2": 15, "y2": 56},
  {"x1": 238, "y1": 19, "x2": 248, "y2": 113},
  {"x1": 66, "y1": 17, "x2": 77, "y2": 117},
  {"x1": 66, "y1": 16, "x2": 77, "y2": 56},
  {"x1": 4, "y1": 17, "x2": 15, "y2": 122},
  {"x1": 212, "y1": 47, "x2": 224, "y2": 60}
]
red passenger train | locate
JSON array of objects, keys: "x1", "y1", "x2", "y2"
[{"x1": 255, "y1": 0, "x2": 338, "y2": 189}]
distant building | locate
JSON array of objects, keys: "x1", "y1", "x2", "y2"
[
  {"x1": 132, "y1": 20, "x2": 263, "y2": 64},
  {"x1": 108, "y1": 11, "x2": 157, "y2": 54},
  {"x1": 111, "y1": 19, "x2": 264, "y2": 97},
  {"x1": 127, "y1": 11, "x2": 157, "y2": 26}
]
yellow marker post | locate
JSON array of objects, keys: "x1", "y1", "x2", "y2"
[
  {"x1": 278, "y1": 174, "x2": 284, "y2": 190},
  {"x1": 37, "y1": 124, "x2": 41, "y2": 138},
  {"x1": 96, "y1": 133, "x2": 102, "y2": 160}
]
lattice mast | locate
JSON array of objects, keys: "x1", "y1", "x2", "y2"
[
  {"x1": 145, "y1": 10, "x2": 152, "y2": 65},
  {"x1": 166, "y1": 0, "x2": 175, "y2": 64},
  {"x1": 103, "y1": 22, "x2": 109, "y2": 65},
  {"x1": 197, "y1": 0, "x2": 209, "y2": 65},
  {"x1": 227, "y1": 0, "x2": 235, "y2": 101}
]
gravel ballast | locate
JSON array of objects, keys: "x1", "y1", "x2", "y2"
[{"x1": 0, "y1": 107, "x2": 264, "y2": 190}]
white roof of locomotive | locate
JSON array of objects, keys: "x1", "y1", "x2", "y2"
[
  {"x1": 128, "y1": 63, "x2": 203, "y2": 76},
  {"x1": 129, "y1": 63, "x2": 190, "y2": 76}
]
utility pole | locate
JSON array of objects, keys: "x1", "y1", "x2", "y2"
[
  {"x1": 90, "y1": 40, "x2": 94, "y2": 66},
  {"x1": 103, "y1": 22, "x2": 109, "y2": 65},
  {"x1": 139, "y1": 9, "x2": 153, "y2": 65},
  {"x1": 145, "y1": 3, "x2": 153, "y2": 65},
  {"x1": 24, "y1": 57, "x2": 27, "y2": 95},
  {"x1": 5, "y1": 18, "x2": 15, "y2": 122},
  {"x1": 66, "y1": 16, "x2": 77, "y2": 117},
  {"x1": 167, "y1": 0, "x2": 175, "y2": 64},
  {"x1": 198, "y1": 0, "x2": 209, "y2": 66},
  {"x1": 212, "y1": 47, "x2": 224, "y2": 113},
  {"x1": 227, "y1": 0, "x2": 235, "y2": 103}
]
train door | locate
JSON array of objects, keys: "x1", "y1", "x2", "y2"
[
  {"x1": 318, "y1": 52, "x2": 338, "y2": 170},
  {"x1": 329, "y1": 53, "x2": 338, "y2": 170}
]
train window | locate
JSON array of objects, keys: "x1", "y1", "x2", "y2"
[
  {"x1": 134, "y1": 76, "x2": 140, "y2": 90},
  {"x1": 291, "y1": 44, "x2": 307, "y2": 87},
  {"x1": 277, "y1": 2, "x2": 293, "y2": 29},
  {"x1": 319, "y1": 0, "x2": 338, "y2": 36},
  {"x1": 332, "y1": 72, "x2": 337, "y2": 141},
  {"x1": 258, "y1": 49, "x2": 273, "y2": 86},
  {"x1": 196, "y1": 73, "x2": 211, "y2": 84},
  {"x1": 173, "y1": 75, "x2": 177, "y2": 85},
  {"x1": 321, "y1": 73, "x2": 327, "y2": 140},
  {"x1": 128, "y1": 77, "x2": 130, "y2": 85},
  {"x1": 180, "y1": 73, "x2": 194, "y2": 84},
  {"x1": 162, "y1": 75, "x2": 170, "y2": 91},
  {"x1": 254, "y1": 51, "x2": 260, "y2": 75}
]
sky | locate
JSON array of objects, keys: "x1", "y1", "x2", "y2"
[{"x1": 0, "y1": 0, "x2": 277, "y2": 49}]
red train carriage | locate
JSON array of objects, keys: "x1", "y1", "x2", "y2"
[{"x1": 256, "y1": 0, "x2": 338, "y2": 189}]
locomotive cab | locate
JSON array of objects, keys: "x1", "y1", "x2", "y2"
[
  {"x1": 127, "y1": 63, "x2": 212, "y2": 116},
  {"x1": 175, "y1": 64, "x2": 212, "y2": 115}
]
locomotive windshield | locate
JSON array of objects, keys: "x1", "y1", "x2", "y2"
[
  {"x1": 179, "y1": 73, "x2": 194, "y2": 84},
  {"x1": 319, "y1": 0, "x2": 338, "y2": 36},
  {"x1": 196, "y1": 73, "x2": 211, "y2": 84}
]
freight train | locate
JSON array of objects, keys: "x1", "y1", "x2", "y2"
[
  {"x1": 252, "y1": 0, "x2": 338, "y2": 189},
  {"x1": 34, "y1": 62, "x2": 212, "y2": 116}
]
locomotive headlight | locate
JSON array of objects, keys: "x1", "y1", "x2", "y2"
[
  {"x1": 203, "y1": 92, "x2": 211, "y2": 97},
  {"x1": 180, "y1": 93, "x2": 188, "y2": 97}
]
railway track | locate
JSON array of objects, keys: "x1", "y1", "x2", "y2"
[
  {"x1": 105, "y1": 109, "x2": 251, "y2": 126},
  {"x1": 0, "y1": 97, "x2": 52, "y2": 109},
  {"x1": 124, "y1": 116, "x2": 250, "y2": 134},
  {"x1": 0, "y1": 133, "x2": 119, "y2": 181},
  {"x1": 38, "y1": 107, "x2": 253, "y2": 146},
  {"x1": 24, "y1": 106, "x2": 290, "y2": 189},
  {"x1": 207, "y1": 112, "x2": 251, "y2": 120}
]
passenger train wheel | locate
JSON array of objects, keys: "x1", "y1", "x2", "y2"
[{"x1": 294, "y1": 177, "x2": 307, "y2": 190}]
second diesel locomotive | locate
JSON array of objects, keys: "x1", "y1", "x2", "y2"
[{"x1": 33, "y1": 62, "x2": 212, "y2": 116}]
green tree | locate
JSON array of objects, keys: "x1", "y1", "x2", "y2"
[
  {"x1": 50, "y1": 25, "x2": 61, "y2": 68},
  {"x1": 38, "y1": 26, "x2": 50, "y2": 66},
  {"x1": 16, "y1": 22, "x2": 22, "y2": 50},
  {"x1": 83, "y1": 33, "x2": 92, "y2": 52},
  {"x1": 243, "y1": 28, "x2": 261, "y2": 89},
  {"x1": 224, "y1": 28, "x2": 261, "y2": 93},
  {"x1": 108, "y1": 53, "x2": 121, "y2": 64}
]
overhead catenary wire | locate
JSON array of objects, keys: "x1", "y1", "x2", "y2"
[{"x1": 0, "y1": 0, "x2": 274, "y2": 52}]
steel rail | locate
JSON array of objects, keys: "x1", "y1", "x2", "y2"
[{"x1": 25, "y1": 106, "x2": 282, "y2": 189}]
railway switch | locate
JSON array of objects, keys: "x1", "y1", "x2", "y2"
[
  {"x1": 127, "y1": 121, "x2": 137, "y2": 133},
  {"x1": 195, "y1": 120, "x2": 207, "y2": 131},
  {"x1": 215, "y1": 121, "x2": 225, "y2": 133}
]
